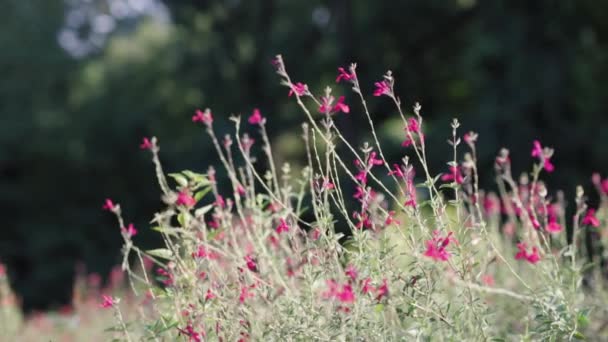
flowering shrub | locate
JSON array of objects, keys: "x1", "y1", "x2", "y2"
[{"x1": 99, "y1": 56, "x2": 608, "y2": 340}]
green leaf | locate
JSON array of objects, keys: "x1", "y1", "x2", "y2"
[
  {"x1": 147, "y1": 248, "x2": 173, "y2": 260},
  {"x1": 194, "y1": 204, "x2": 214, "y2": 217},
  {"x1": 573, "y1": 331, "x2": 586, "y2": 340},
  {"x1": 374, "y1": 304, "x2": 385, "y2": 312},
  {"x1": 194, "y1": 187, "x2": 211, "y2": 202},
  {"x1": 168, "y1": 173, "x2": 188, "y2": 187}
]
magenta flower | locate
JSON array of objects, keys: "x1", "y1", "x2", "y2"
[
  {"x1": 373, "y1": 80, "x2": 391, "y2": 97},
  {"x1": 361, "y1": 277, "x2": 374, "y2": 294},
  {"x1": 368, "y1": 152, "x2": 383, "y2": 166},
  {"x1": 205, "y1": 289, "x2": 215, "y2": 301},
  {"x1": 319, "y1": 96, "x2": 350, "y2": 114},
  {"x1": 423, "y1": 231, "x2": 454, "y2": 262},
  {"x1": 121, "y1": 223, "x2": 138, "y2": 237},
  {"x1": 177, "y1": 323, "x2": 202, "y2": 342},
  {"x1": 546, "y1": 219, "x2": 563, "y2": 233},
  {"x1": 345, "y1": 265, "x2": 358, "y2": 282},
  {"x1": 531, "y1": 140, "x2": 555, "y2": 173},
  {"x1": 582, "y1": 209, "x2": 600, "y2": 227},
  {"x1": 406, "y1": 117, "x2": 420, "y2": 133},
  {"x1": 336, "y1": 67, "x2": 355, "y2": 83},
  {"x1": 515, "y1": 242, "x2": 541, "y2": 264},
  {"x1": 375, "y1": 279, "x2": 389, "y2": 301},
  {"x1": 192, "y1": 108, "x2": 213, "y2": 126},
  {"x1": 385, "y1": 211, "x2": 401, "y2": 226},
  {"x1": 248, "y1": 108, "x2": 264, "y2": 125},
  {"x1": 100, "y1": 295, "x2": 115, "y2": 309},
  {"x1": 102, "y1": 198, "x2": 116, "y2": 211},
  {"x1": 276, "y1": 218, "x2": 290, "y2": 234},
  {"x1": 176, "y1": 190, "x2": 196, "y2": 207},
  {"x1": 288, "y1": 82, "x2": 308, "y2": 97},
  {"x1": 355, "y1": 170, "x2": 368, "y2": 185},
  {"x1": 388, "y1": 164, "x2": 404, "y2": 178},
  {"x1": 140, "y1": 137, "x2": 153, "y2": 150},
  {"x1": 239, "y1": 285, "x2": 255, "y2": 304},
  {"x1": 337, "y1": 284, "x2": 355, "y2": 303},
  {"x1": 602, "y1": 179, "x2": 608, "y2": 195},
  {"x1": 441, "y1": 166, "x2": 464, "y2": 184},
  {"x1": 244, "y1": 255, "x2": 258, "y2": 272}
]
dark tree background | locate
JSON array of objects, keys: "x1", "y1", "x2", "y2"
[{"x1": 1, "y1": 0, "x2": 607, "y2": 311}]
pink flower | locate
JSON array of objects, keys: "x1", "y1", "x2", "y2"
[
  {"x1": 345, "y1": 265, "x2": 358, "y2": 282},
  {"x1": 102, "y1": 198, "x2": 116, "y2": 211},
  {"x1": 310, "y1": 228, "x2": 321, "y2": 240},
  {"x1": 121, "y1": 223, "x2": 138, "y2": 237},
  {"x1": 176, "y1": 190, "x2": 196, "y2": 207},
  {"x1": 0, "y1": 264, "x2": 5, "y2": 277},
  {"x1": 177, "y1": 323, "x2": 202, "y2": 342},
  {"x1": 546, "y1": 220, "x2": 563, "y2": 233},
  {"x1": 481, "y1": 274, "x2": 495, "y2": 287},
  {"x1": 531, "y1": 140, "x2": 543, "y2": 158},
  {"x1": 373, "y1": 80, "x2": 391, "y2": 97},
  {"x1": 385, "y1": 211, "x2": 400, "y2": 226},
  {"x1": 515, "y1": 242, "x2": 541, "y2": 264},
  {"x1": 337, "y1": 284, "x2": 355, "y2": 303},
  {"x1": 288, "y1": 82, "x2": 308, "y2": 97},
  {"x1": 244, "y1": 255, "x2": 258, "y2": 272},
  {"x1": 192, "y1": 108, "x2": 213, "y2": 126},
  {"x1": 602, "y1": 179, "x2": 608, "y2": 195},
  {"x1": 239, "y1": 285, "x2": 255, "y2": 304},
  {"x1": 368, "y1": 152, "x2": 383, "y2": 166},
  {"x1": 441, "y1": 166, "x2": 464, "y2": 184},
  {"x1": 423, "y1": 231, "x2": 454, "y2": 262},
  {"x1": 375, "y1": 279, "x2": 389, "y2": 301},
  {"x1": 156, "y1": 268, "x2": 174, "y2": 286},
  {"x1": 388, "y1": 164, "x2": 404, "y2": 178},
  {"x1": 192, "y1": 246, "x2": 220, "y2": 260},
  {"x1": 406, "y1": 118, "x2": 420, "y2": 133},
  {"x1": 531, "y1": 140, "x2": 555, "y2": 173},
  {"x1": 361, "y1": 278, "x2": 375, "y2": 294},
  {"x1": 140, "y1": 137, "x2": 153, "y2": 150},
  {"x1": 248, "y1": 108, "x2": 264, "y2": 125},
  {"x1": 276, "y1": 218, "x2": 290, "y2": 234},
  {"x1": 582, "y1": 209, "x2": 600, "y2": 227},
  {"x1": 483, "y1": 194, "x2": 499, "y2": 215},
  {"x1": 463, "y1": 132, "x2": 477, "y2": 145},
  {"x1": 319, "y1": 96, "x2": 350, "y2": 114},
  {"x1": 336, "y1": 67, "x2": 355, "y2": 83},
  {"x1": 205, "y1": 289, "x2": 215, "y2": 301},
  {"x1": 100, "y1": 295, "x2": 115, "y2": 309},
  {"x1": 215, "y1": 194, "x2": 225, "y2": 209},
  {"x1": 355, "y1": 170, "x2": 368, "y2": 185}
]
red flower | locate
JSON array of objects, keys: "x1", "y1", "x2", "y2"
[
  {"x1": 288, "y1": 82, "x2": 308, "y2": 97},
  {"x1": 336, "y1": 67, "x2": 355, "y2": 83},
  {"x1": 192, "y1": 108, "x2": 213, "y2": 126},
  {"x1": 373, "y1": 80, "x2": 391, "y2": 97},
  {"x1": 140, "y1": 137, "x2": 153, "y2": 150},
  {"x1": 582, "y1": 209, "x2": 600, "y2": 227},
  {"x1": 102, "y1": 198, "x2": 116, "y2": 211},
  {"x1": 248, "y1": 108, "x2": 264, "y2": 125}
]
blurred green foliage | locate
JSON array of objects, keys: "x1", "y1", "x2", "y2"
[{"x1": 1, "y1": 0, "x2": 607, "y2": 310}]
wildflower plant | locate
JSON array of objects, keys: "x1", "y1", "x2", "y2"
[{"x1": 100, "y1": 55, "x2": 608, "y2": 340}]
